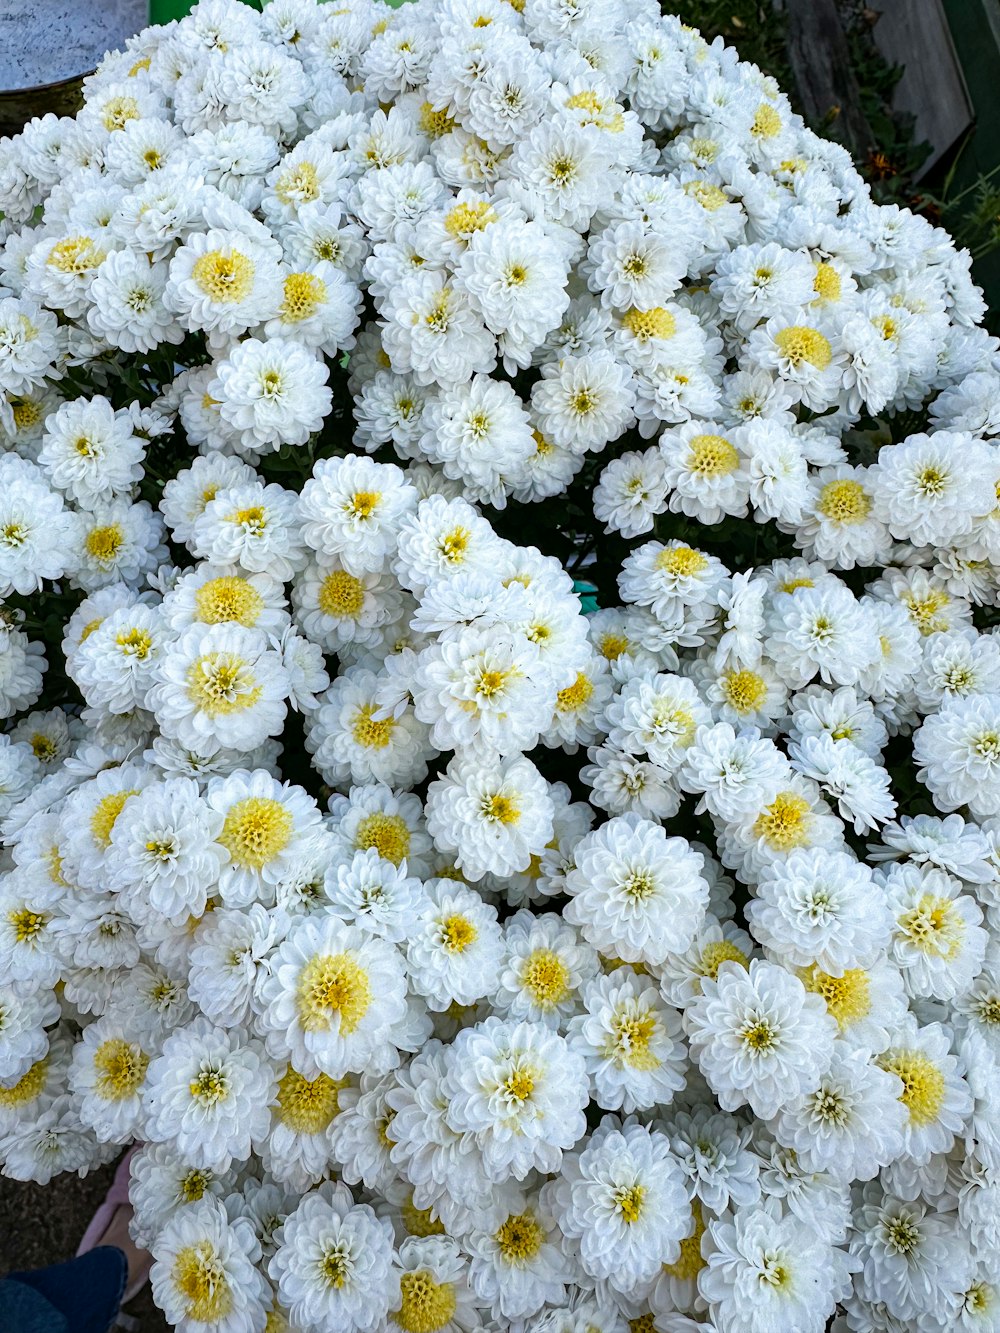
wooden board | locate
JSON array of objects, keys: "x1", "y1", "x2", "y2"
[{"x1": 871, "y1": 0, "x2": 973, "y2": 175}]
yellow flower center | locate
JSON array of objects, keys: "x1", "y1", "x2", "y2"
[
  {"x1": 401, "y1": 1196, "x2": 446, "y2": 1237},
  {"x1": 438, "y1": 527, "x2": 469, "y2": 562},
  {"x1": 276, "y1": 1066, "x2": 345, "y2": 1133},
  {"x1": 480, "y1": 792, "x2": 520, "y2": 825},
  {"x1": 319, "y1": 1247, "x2": 350, "y2": 1289},
  {"x1": 101, "y1": 96, "x2": 139, "y2": 131},
  {"x1": 494, "y1": 1212, "x2": 543, "y2": 1264},
  {"x1": 898, "y1": 894, "x2": 964, "y2": 959},
  {"x1": 879, "y1": 1049, "x2": 946, "y2": 1126},
  {"x1": 280, "y1": 271, "x2": 326, "y2": 323},
  {"x1": 598, "y1": 631, "x2": 629, "y2": 660},
  {"x1": 740, "y1": 1019, "x2": 778, "y2": 1052},
  {"x1": 440, "y1": 913, "x2": 477, "y2": 953},
  {"x1": 188, "y1": 1068, "x2": 228, "y2": 1105},
  {"x1": 443, "y1": 200, "x2": 496, "y2": 237},
  {"x1": 93, "y1": 1038, "x2": 149, "y2": 1100},
  {"x1": 351, "y1": 705, "x2": 395, "y2": 749},
  {"x1": 297, "y1": 953, "x2": 372, "y2": 1034},
  {"x1": 418, "y1": 102, "x2": 457, "y2": 137},
  {"x1": 800, "y1": 964, "x2": 871, "y2": 1030},
  {"x1": 751, "y1": 102, "x2": 782, "y2": 138},
  {"x1": 85, "y1": 524, "x2": 124, "y2": 565},
  {"x1": 621, "y1": 306, "x2": 676, "y2": 341},
  {"x1": 173, "y1": 1243, "x2": 233, "y2": 1323},
  {"x1": 556, "y1": 672, "x2": 594, "y2": 714},
  {"x1": 318, "y1": 569, "x2": 366, "y2": 619},
  {"x1": 818, "y1": 479, "x2": 871, "y2": 524},
  {"x1": 186, "y1": 655, "x2": 262, "y2": 716},
  {"x1": 503, "y1": 1067, "x2": 535, "y2": 1102},
  {"x1": 0, "y1": 1055, "x2": 48, "y2": 1107},
  {"x1": 753, "y1": 792, "x2": 811, "y2": 851},
  {"x1": 656, "y1": 545, "x2": 708, "y2": 577},
  {"x1": 226, "y1": 505, "x2": 267, "y2": 533},
  {"x1": 903, "y1": 590, "x2": 950, "y2": 636},
  {"x1": 683, "y1": 179, "x2": 729, "y2": 211},
  {"x1": 275, "y1": 161, "x2": 320, "y2": 205},
  {"x1": 521, "y1": 949, "x2": 570, "y2": 1007},
  {"x1": 115, "y1": 628, "x2": 152, "y2": 659},
  {"x1": 195, "y1": 576, "x2": 264, "y2": 627},
  {"x1": 614, "y1": 1184, "x2": 646, "y2": 1224},
  {"x1": 662, "y1": 1201, "x2": 706, "y2": 1281},
  {"x1": 813, "y1": 262, "x2": 842, "y2": 303},
  {"x1": 774, "y1": 325, "x2": 832, "y2": 369},
  {"x1": 179, "y1": 1169, "x2": 213, "y2": 1204},
  {"x1": 721, "y1": 669, "x2": 768, "y2": 715},
  {"x1": 8, "y1": 908, "x2": 48, "y2": 945},
  {"x1": 47, "y1": 236, "x2": 106, "y2": 275},
  {"x1": 606, "y1": 1005, "x2": 660, "y2": 1070},
  {"x1": 688, "y1": 433, "x2": 739, "y2": 478},
  {"x1": 698, "y1": 939, "x2": 750, "y2": 980},
  {"x1": 393, "y1": 1271, "x2": 458, "y2": 1333},
  {"x1": 354, "y1": 812, "x2": 410, "y2": 864},
  {"x1": 191, "y1": 249, "x2": 256, "y2": 303},
  {"x1": 10, "y1": 395, "x2": 43, "y2": 430},
  {"x1": 90, "y1": 789, "x2": 139, "y2": 848},
  {"x1": 570, "y1": 387, "x2": 598, "y2": 415},
  {"x1": 219, "y1": 797, "x2": 293, "y2": 870},
  {"x1": 348, "y1": 491, "x2": 380, "y2": 519}
]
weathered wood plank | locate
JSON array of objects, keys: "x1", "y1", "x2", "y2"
[
  {"x1": 871, "y1": 0, "x2": 973, "y2": 175},
  {"x1": 774, "y1": 0, "x2": 876, "y2": 158}
]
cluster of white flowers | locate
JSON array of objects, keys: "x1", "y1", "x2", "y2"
[{"x1": 2, "y1": 0, "x2": 1000, "y2": 1330}]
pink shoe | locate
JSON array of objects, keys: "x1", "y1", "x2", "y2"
[{"x1": 77, "y1": 1144, "x2": 150, "y2": 1304}]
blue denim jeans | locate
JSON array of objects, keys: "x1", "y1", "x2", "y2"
[{"x1": 2, "y1": 1246, "x2": 127, "y2": 1333}]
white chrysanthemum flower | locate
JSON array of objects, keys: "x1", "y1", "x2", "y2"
[
  {"x1": 425, "y1": 753, "x2": 555, "y2": 883},
  {"x1": 67, "y1": 1014, "x2": 152, "y2": 1145},
  {"x1": 444, "y1": 1016, "x2": 588, "y2": 1180},
  {"x1": 70, "y1": 498, "x2": 168, "y2": 593},
  {"x1": 256, "y1": 915, "x2": 408, "y2": 1080},
  {"x1": 298, "y1": 455, "x2": 417, "y2": 576},
  {"x1": 406, "y1": 879, "x2": 503, "y2": 1010},
  {"x1": 148, "y1": 623, "x2": 289, "y2": 757},
  {"x1": 144, "y1": 1017, "x2": 276, "y2": 1172},
  {"x1": 209, "y1": 336, "x2": 332, "y2": 456},
  {"x1": 38, "y1": 395, "x2": 145, "y2": 506},
  {"x1": 307, "y1": 665, "x2": 431, "y2": 791},
  {"x1": 0, "y1": 1092, "x2": 109, "y2": 1185},
  {"x1": 268, "y1": 1182, "x2": 395, "y2": 1333},
  {"x1": 700, "y1": 1205, "x2": 854, "y2": 1333},
  {"x1": 876, "y1": 1019, "x2": 974, "y2": 1165},
  {"x1": 914, "y1": 693, "x2": 1000, "y2": 820},
  {"x1": 883, "y1": 862, "x2": 987, "y2": 1001},
  {"x1": 465, "y1": 1188, "x2": 571, "y2": 1321},
  {"x1": 552, "y1": 1117, "x2": 691, "y2": 1294},
  {"x1": 0, "y1": 458, "x2": 79, "y2": 597},
  {"x1": 748, "y1": 846, "x2": 891, "y2": 972},
  {"x1": 187, "y1": 903, "x2": 288, "y2": 1029},
  {"x1": 151, "y1": 1196, "x2": 269, "y2": 1333},
  {"x1": 327, "y1": 783, "x2": 432, "y2": 878},
  {"x1": 0, "y1": 981, "x2": 58, "y2": 1087},
  {"x1": 567, "y1": 967, "x2": 686, "y2": 1113},
  {"x1": 494, "y1": 910, "x2": 599, "y2": 1030},
  {"x1": 564, "y1": 814, "x2": 708, "y2": 967},
  {"x1": 665, "y1": 1105, "x2": 761, "y2": 1215},
  {"x1": 679, "y1": 723, "x2": 787, "y2": 823},
  {"x1": 772, "y1": 1044, "x2": 908, "y2": 1183},
  {"x1": 685, "y1": 958, "x2": 837, "y2": 1119},
  {"x1": 165, "y1": 225, "x2": 283, "y2": 347}
]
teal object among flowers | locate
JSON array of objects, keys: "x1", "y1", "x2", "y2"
[{"x1": 573, "y1": 581, "x2": 599, "y2": 614}]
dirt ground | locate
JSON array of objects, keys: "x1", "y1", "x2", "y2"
[{"x1": 0, "y1": 1158, "x2": 169, "y2": 1331}]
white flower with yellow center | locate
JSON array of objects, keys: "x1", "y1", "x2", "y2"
[
  {"x1": 298, "y1": 455, "x2": 417, "y2": 576},
  {"x1": 209, "y1": 336, "x2": 333, "y2": 456},
  {"x1": 148, "y1": 623, "x2": 290, "y2": 758},
  {"x1": 564, "y1": 813, "x2": 709, "y2": 967},
  {"x1": 381, "y1": 267, "x2": 497, "y2": 388},
  {"x1": 256, "y1": 915, "x2": 408, "y2": 1081},
  {"x1": 568, "y1": 968, "x2": 686, "y2": 1113},
  {"x1": 307, "y1": 665, "x2": 432, "y2": 791},
  {"x1": 746, "y1": 314, "x2": 845, "y2": 411},
  {"x1": 204, "y1": 769, "x2": 323, "y2": 908},
  {"x1": 327, "y1": 847, "x2": 428, "y2": 945},
  {"x1": 263, "y1": 259, "x2": 361, "y2": 354},
  {"x1": 884, "y1": 862, "x2": 987, "y2": 1002},
  {"x1": 327, "y1": 783, "x2": 432, "y2": 879},
  {"x1": 70, "y1": 497, "x2": 168, "y2": 593},
  {"x1": 0, "y1": 980, "x2": 58, "y2": 1087},
  {"x1": 165, "y1": 225, "x2": 283, "y2": 347},
  {"x1": 914, "y1": 693, "x2": 1000, "y2": 822},
  {"x1": 268, "y1": 1181, "x2": 395, "y2": 1333},
  {"x1": 604, "y1": 672, "x2": 712, "y2": 773},
  {"x1": 387, "y1": 1235, "x2": 479, "y2": 1333},
  {"x1": 190, "y1": 480, "x2": 308, "y2": 583},
  {"x1": 58, "y1": 760, "x2": 151, "y2": 892},
  {"x1": 187, "y1": 903, "x2": 289, "y2": 1029},
  {"x1": 552, "y1": 1118, "x2": 691, "y2": 1293},
  {"x1": 162, "y1": 563, "x2": 290, "y2": 639},
  {"x1": 393, "y1": 495, "x2": 502, "y2": 596},
  {"x1": 293, "y1": 555, "x2": 404, "y2": 653},
  {"x1": 0, "y1": 873, "x2": 61, "y2": 992},
  {"x1": 871, "y1": 431, "x2": 992, "y2": 550},
  {"x1": 159, "y1": 454, "x2": 259, "y2": 548},
  {"x1": 424, "y1": 753, "x2": 555, "y2": 883},
  {"x1": 618, "y1": 539, "x2": 728, "y2": 630},
  {"x1": 406, "y1": 878, "x2": 503, "y2": 1010},
  {"x1": 494, "y1": 909, "x2": 599, "y2": 1030},
  {"x1": 465, "y1": 1188, "x2": 571, "y2": 1322},
  {"x1": 685, "y1": 958, "x2": 837, "y2": 1120},
  {"x1": 797, "y1": 464, "x2": 892, "y2": 571},
  {"x1": 144, "y1": 1017, "x2": 276, "y2": 1173},
  {"x1": 128, "y1": 1142, "x2": 236, "y2": 1249},
  {"x1": 444, "y1": 1016, "x2": 588, "y2": 1181},
  {"x1": 0, "y1": 1092, "x2": 103, "y2": 1185},
  {"x1": 24, "y1": 231, "x2": 113, "y2": 319},
  {"x1": 262, "y1": 1064, "x2": 348, "y2": 1195},
  {"x1": 719, "y1": 771, "x2": 846, "y2": 880},
  {"x1": 530, "y1": 349, "x2": 636, "y2": 455},
  {"x1": 875, "y1": 1018, "x2": 973, "y2": 1165},
  {"x1": 0, "y1": 457, "x2": 80, "y2": 598},
  {"x1": 68, "y1": 1015, "x2": 152, "y2": 1144},
  {"x1": 659, "y1": 420, "x2": 752, "y2": 525},
  {"x1": 68, "y1": 601, "x2": 164, "y2": 716},
  {"x1": 151, "y1": 1197, "x2": 269, "y2": 1333}
]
